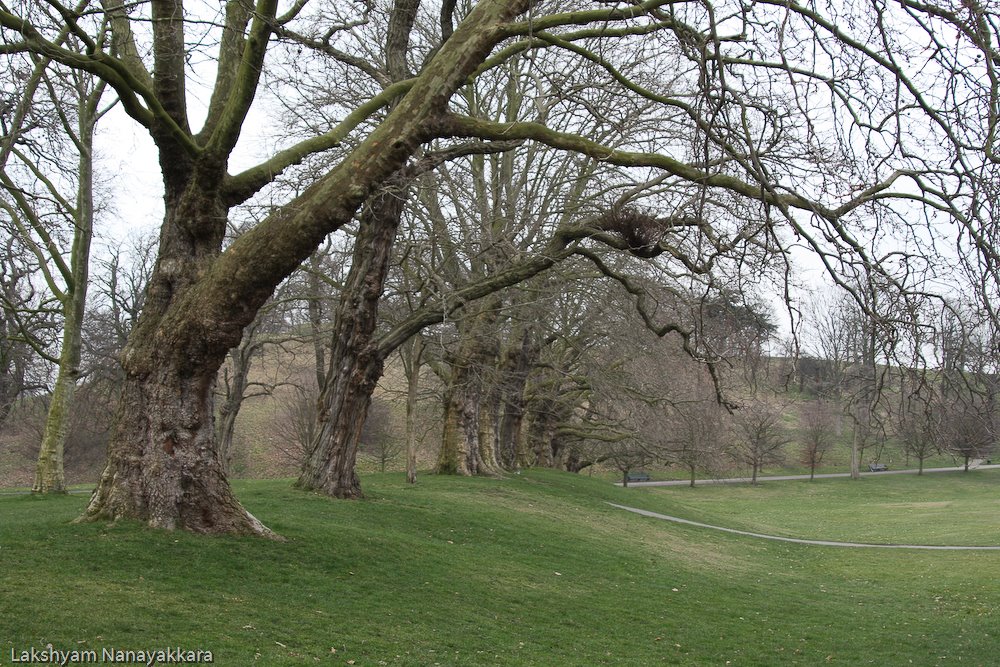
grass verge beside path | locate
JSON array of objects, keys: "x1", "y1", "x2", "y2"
[{"x1": 2, "y1": 470, "x2": 999, "y2": 665}]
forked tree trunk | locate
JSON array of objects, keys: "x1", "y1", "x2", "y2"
[
  {"x1": 436, "y1": 301, "x2": 504, "y2": 476},
  {"x1": 497, "y1": 328, "x2": 535, "y2": 468},
  {"x1": 438, "y1": 380, "x2": 475, "y2": 475},
  {"x1": 527, "y1": 396, "x2": 557, "y2": 468},
  {"x1": 439, "y1": 367, "x2": 500, "y2": 476},
  {"x1": 477, "y1": 373, "x2": 502, "y2": 473}
]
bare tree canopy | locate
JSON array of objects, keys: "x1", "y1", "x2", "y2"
[{"x1": 2, "y1": 0, "x2": 1000, "y2": 534}]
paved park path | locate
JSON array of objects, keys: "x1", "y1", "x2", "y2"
[
  {"x1": 620, "y1": 463, "x2": 1000, "y2": 487},
  {"x1": 612, "y1": 463, "x2": 1000, "y2": 550},
  {"x1": 608, "y1": 503, "x2": 1000, "y2": 550}
]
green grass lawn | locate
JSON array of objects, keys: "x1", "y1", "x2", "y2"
[
  {"x1": 2, "y1": 470, "x2": 1000, "y2": 665},
  {"x1": 645, "y1": 469, "x2": 1000, "y2": 545}
]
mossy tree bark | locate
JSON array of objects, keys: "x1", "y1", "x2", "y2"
[
  {"x1": 497, "y1": 326, "x2": 537, "y2": 469},
  {"x1": 295, "y1": 188, "x2": 403, "y2": 498},
  {"x1": 33, "y1": 158, "x2": 92, "y2": 491}
]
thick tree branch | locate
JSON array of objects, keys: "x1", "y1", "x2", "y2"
[
  {"x1": 385, "y1": 0, "x2": 421, "y2": 82},
  {"x1": 150, "y1": 0, "x2": 190, "y2": 133},
  {"x1": 437, "y1": 114, "x2": 914, "y2": 222},
  {"x1": 196, "y1": 0, "x2": 254, "y2": 143},
  {"x1": 501, "y1": 0, "x2": 674, "y2": 36},
  {"x1": 222, "y1": 78, "x2": 415, "y2": 205},
  {"x1": 152, "y1": 0, "x2": 535, "y2": 369},
  {"x1": 203, "y1": 0, "x2": 279, "y2": 163},
  {"x1": 100, "y1": 0, "x2": 154, "y2": 91},
  {"x1": 0, "y1": 5, "x2": 200, "y2": 155}
]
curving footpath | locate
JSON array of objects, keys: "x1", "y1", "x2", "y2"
[
  {"x1": 619, "y1": 463, "x2": 1000, "y2": 487},
  {"x1": 608, "y1": 502, "x2": 1000, "y2": 551}
]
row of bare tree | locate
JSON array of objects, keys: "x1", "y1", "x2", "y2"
[
  {"x1": 3, "y1": 0, "x2": 1000, "y2": 536},
  {"x1": 2, "y1": 212, "x2": 998, "y2": 496}
]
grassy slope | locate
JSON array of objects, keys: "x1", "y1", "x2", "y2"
[{"x1": 1, "y1": 470, "x2": 999, "y2": 665}]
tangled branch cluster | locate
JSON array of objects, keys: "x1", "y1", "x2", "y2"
[{"x1": 596, "y1": 207, "x2": 667, "y2": 250}]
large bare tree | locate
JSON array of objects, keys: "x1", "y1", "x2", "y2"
[{"x1": 3, "y1": 0, "x2": 998, "y2": 534}]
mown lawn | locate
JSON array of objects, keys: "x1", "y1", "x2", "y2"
[
  {"x1": 646, "y1": 468, "x2": 1000, "y2": 545},
  {"x1": 1, "y1": 470, "x2": 999, "y2": 665}
]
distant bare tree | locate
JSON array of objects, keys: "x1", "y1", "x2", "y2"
[
  {"x1": 82, "y1": 233, "x2": 157, "y2": 390},
  {"x1": 938, "y1": 397, "x2": 995, "y2": 472},
  {"x1": 889, "y1": 364, "x2": 941, "y2": 475},
  {"x1": 276, "y1": 386, "x2": 320, "y2": 468},
  {"x1": 664, "y1": 396, "x2": 730, "y2": 487},
  {"x1": 798, "y1": 400, "x2": 837, "y2": 480},
  {"x1": 0, "y1": 244, "x2": 51, "y2": 425},
  {"x1": 360, "y1": 398, "x2": 399, "y2": 473},
  {"x1": 732, "y1": 400, "x2": 790, "y2": 485},
  {"x1": 606, "y1": 436, "x2": 656, "y2": 488}
]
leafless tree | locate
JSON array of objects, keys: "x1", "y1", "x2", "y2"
[
  {"x1": 5, "y1": 0, "x2": 1000, "y2": 533},
  {"x1": 0, "y1": 240, "x2": 52, "y2": 425},
  {"x1": 275, "y1": 385, "x2": 321, "y2": 468},
  {"x1": 666, "y1": 397, "x2": 731, "y2": 487},
  {"x1": 731, "y1": 399, "x2": 790, "y2": 485},
  {"x1": 798, "y1": 400, "x2": 837, "y2": 480},
  {"x1": 0, "y1": 42, "x2": 113, "y2": 492},
  {"x1": 894, "y1": 389, "x2": 939, "y2": 475},
  {"x1": 937, "y1": 397, "x2": 996, "y2": 472}
]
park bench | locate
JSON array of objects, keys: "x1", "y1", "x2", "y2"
[
  {"x1": 868, "y1": 463, "x2": 888, "y2": 472},
  {"x1": 626, "y1": 472, "x2": 651, "y2": 483}
]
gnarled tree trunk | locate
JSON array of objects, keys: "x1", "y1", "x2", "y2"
[
  {"x1": 80, "y1": 180, "x2": 274, "y2": 534},
  {"x1": 296, "y1": 187, "x2": 402, "y2": 498},
  {"x1": 497, "y1": 327, "x2": 536, "y2": 468},
  {"x1": 436, "y1": 299, "x2": 504, "y2": 476}
]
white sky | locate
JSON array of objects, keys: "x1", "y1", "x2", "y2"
[{"x1": 95, "y1": 105, "x2": 163, "y2": 243}]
